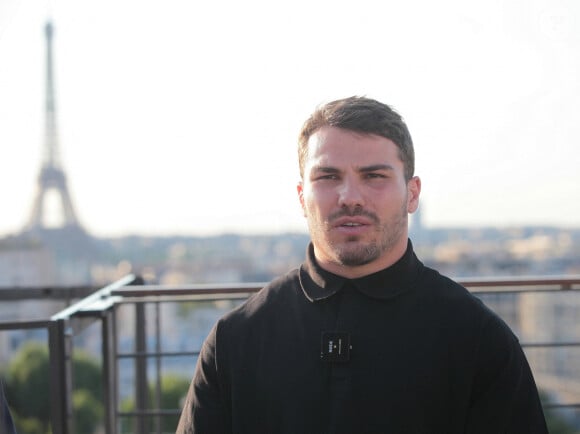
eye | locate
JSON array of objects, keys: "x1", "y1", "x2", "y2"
[
  {"x1": 313, "y1": 172, "x2": 340, "y2": 181},
  {"x1": 365, "y1": 172, "x2": 386, "y2": 179}
]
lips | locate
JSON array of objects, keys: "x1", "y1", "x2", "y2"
[{"x1": 332, "y1": 216, "x2": 372, "y2": 228}]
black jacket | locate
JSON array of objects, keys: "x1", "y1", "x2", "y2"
[{"x1": 177, "y1": 241, "x2": 548, "y2": 434}]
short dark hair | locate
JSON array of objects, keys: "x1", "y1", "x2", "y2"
[{"x1": 298, "y1": 96, "x2": 415, "y2": 181}]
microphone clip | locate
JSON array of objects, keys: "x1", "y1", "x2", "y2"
[{"x1": 320, "y1": 331, "x2": 351, "y2": 363}]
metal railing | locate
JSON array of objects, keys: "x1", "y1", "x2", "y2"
[{"x1": 1, "y1": 274, "x2": 580, "y2": 433}]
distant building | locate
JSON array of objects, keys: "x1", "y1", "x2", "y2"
[
  {"x1": 0, "y1": 237, "x2": 62, "y2": 367},
  {"x1": 0, "y1": 237, "x2": 57, "y2": 287},
  {"x1": 520, "y1": 291, "x2": 580, "y2": 406}
]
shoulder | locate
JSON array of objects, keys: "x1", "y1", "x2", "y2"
[
  {"x1": 419, "y1": 266, "x2": 473, "y2": 298},
  {"x1": 215, "y1": 268, "x2": 301, "y2": 332},
  {"x1": 418, "y1": 266, "x2": 516, "y2": 340},
  {"x1": 417, "y1": 266, "x2": 481, "y2": 310}
]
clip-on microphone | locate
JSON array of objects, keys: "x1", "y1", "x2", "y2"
[{"x1": 320, "y1": 331, "x2": 351, "y2": 363}]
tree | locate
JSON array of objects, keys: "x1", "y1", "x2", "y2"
[
  {"x1": 72, "y1": 390, "x2": 103, "y2": 434},
  {"x1": 121, "y1": 374, "x2": 191, "y2": 433},
  {"x1": 4, "y1": 341, "x2": 103, "y2": 434},
  {"x1": 5, "y1": 342, "x2": 51, "y2": 432}
]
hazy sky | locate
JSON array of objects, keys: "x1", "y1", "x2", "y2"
[{"x1": 1, "y1": 0, "x2": 578, "y2": 237}]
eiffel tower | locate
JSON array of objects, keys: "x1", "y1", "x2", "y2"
[
  {"x1": 26, "y1": 20, "x2": 81, "y2": 232},
  {"x1": 20, "y1": 20, "x2": 96, "y2": 279}
]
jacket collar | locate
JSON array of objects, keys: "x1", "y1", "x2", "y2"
[{"x1": 299, "y1": 239, "x2": 424, "y2": 302}]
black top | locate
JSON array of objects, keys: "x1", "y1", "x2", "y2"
[{"x1": 177, "y1": 241, "x2": 548, "y2": 434}]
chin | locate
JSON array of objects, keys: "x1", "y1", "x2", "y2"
[{"x1": 335, "y1": 243, "x2": 380, "y2": 267}]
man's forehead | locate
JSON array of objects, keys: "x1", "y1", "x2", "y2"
[
  {"x1": 308, "y1": 126, "x2": 380, "y2": 143},
  {"x1": 306, "y1": 127, "x2": 400, "y2": 165}
]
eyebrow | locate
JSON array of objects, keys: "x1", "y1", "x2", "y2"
[
  {"x1": 312, "y1": 166, "x2": 340, "y2": 174},
  {"x1": 358, "y1": 164, "x2": 395, "y2": 173},
  {"x1": 312, "y1": 164, "x2": 395, "y2": 173}
]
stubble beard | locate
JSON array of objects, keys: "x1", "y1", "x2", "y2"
[{"x1": 316, "y1": 202, "x2": 409, "y2": 268}]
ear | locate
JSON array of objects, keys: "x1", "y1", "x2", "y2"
[
  {"x1": 297, "y1": 181, "x2": 307, "y2": 216},
  {"x1": 406, "y1": 176, "x2": 421, "y2": 213}
]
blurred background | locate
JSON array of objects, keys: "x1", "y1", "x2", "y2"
[
  {"x1": 0, "y1": 0, "x2": 578, "y2": 285},
  {"x1": 1, "y1": 0, "x2": 579, "y2": 433}
]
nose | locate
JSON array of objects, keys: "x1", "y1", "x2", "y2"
[{"x1": 337, "y1": 177, "x2": 365, "y2": 209}]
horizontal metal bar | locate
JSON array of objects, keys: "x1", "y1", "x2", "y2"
[
  {"x1": 112, "y1": 282, "x2": 264, "y2": 297},
  {"x1": 116, "y1": 294, "x2": 250, "y2": 305},
  {"x1": 117, "y1": 350, "x2": 200, "y2": 358},
  {"x1": 521, "y1": 341, "x2": 580, "y2": 348},
  {"x1": 544, "y1": 403, "x2": 580, "y2": 409},
  {"x1": 118, "y1": 409, "x2": 182, "y2": 417},
  {"x1": 0, "y1": 285, "x2": 97, "y2": 300},
  {"x1": 0, "y1": 319, "x2": 50, "y2": 331},
  {"x1": 458, "y1": 275, "x2": 580, "y2": 288},
  {"x1": 470, "y1": 287, "x2": 579, "y2": 295}
]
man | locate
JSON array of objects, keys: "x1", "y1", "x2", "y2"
[{"x1": 177, "y1": 96, "x2": 548, "y2": 433}]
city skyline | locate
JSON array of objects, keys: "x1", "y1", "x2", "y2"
[{"x1": 1, "y1": 0, "x2": 579, "y2": 238}]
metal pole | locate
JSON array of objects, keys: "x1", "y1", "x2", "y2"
[
  {"x1": 102, "y1": 308, "x2": 116, "y2": 434},
  {"x1": 155, "y1": 301, "x2": 162, "y2": 434},
  {"x1": 48, "y1": 318, "x2": 73, "y2": 434},
  {"x1": 135, "y1": 302, "x2": 148, "y2": 434}
]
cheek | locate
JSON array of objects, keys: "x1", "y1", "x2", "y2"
[
  {"x1": 303, "y1": 183, "x2": 341, "y2": 218},
  {"x1": 303, "y1": 193, "x2": 328, "y2": 219}
]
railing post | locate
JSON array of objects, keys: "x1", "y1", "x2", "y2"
[
  {"x1": 48, "y1": 318, "x2": 74, "y2": 434},
  {"x1": 102, "y1": 308, "x2": 117, "y2": 434},
  {"x1": 46, "y1": 275, "x2": 138, "y2": 434},
  {"x1": 135, "y1": 302, "x2": 149, "y2": 434}
]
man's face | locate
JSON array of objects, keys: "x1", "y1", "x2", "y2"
[{"x1": 297, "y1": 126, "x2": 420, "y2": 277}]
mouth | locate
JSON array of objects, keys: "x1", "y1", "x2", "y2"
[
  {"x1": 340, "y1": 222, "x2": 364, "y2": 227},
  {"x1": 332, "y1": 216, "x2": 372, "y2": 228},
  {"x1": 331, "y1": 217, "x2": 373, "y2": 237}
]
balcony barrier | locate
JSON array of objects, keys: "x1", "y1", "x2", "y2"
[{"x1": 1, "y1": 274, "x2": 580, "y2": 433}]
